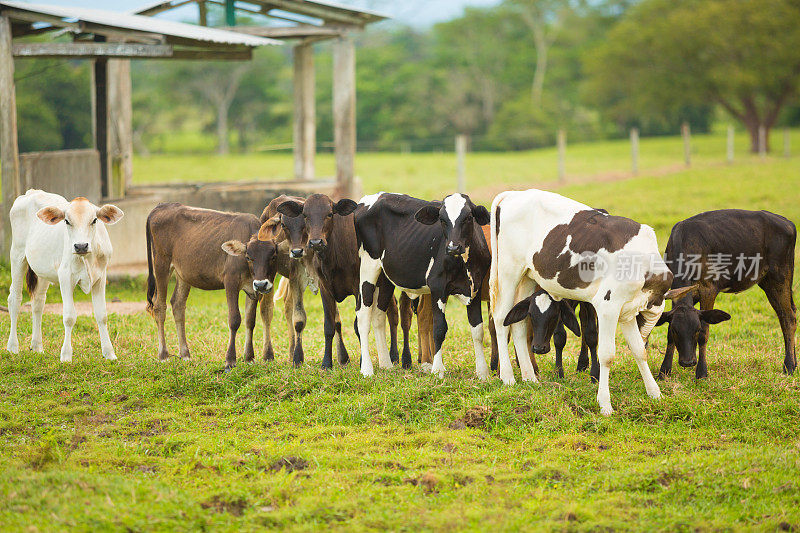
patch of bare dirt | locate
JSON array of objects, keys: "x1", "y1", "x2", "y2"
[{"x1": 268, "y1": 456, "x2": 309, "y2": 473}]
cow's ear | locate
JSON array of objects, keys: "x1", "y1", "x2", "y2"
[
  {"x1": 37, "y1": 206, "x2": 65, "y2": 225},
  {"x1": 700, "y1": 309, "x2": 731, "y2": 324},
  {"x1": 97, "y1": 204, "x2": 124, "y2": 225},
  {"x1": 472, "y1": 204, "x2": 490, "y2": 226},
  {"x1": 655, "y1": 309, "x2": 673, "y2": 326},
  {"x1": 258, "y1": 215, "x2": 284, "y2": 242},
  {"x1": 415, "y1": 204, "x2": 440, "y2": 225},
  {"x1": 664, "y1": 284, "x2": 697, "y2": 300},
  {"x1": 503, "y1": 297, "x2": 532, "y2": 326},
  {"x1": 221, "y1": 240, "x2": 247, "y2": 257},
  {"x1": 277, "y1": 200, "x2": 303, "y2": 218},
  {"x1": 560, "y1": 303, "x2": 581, "y2": 336},
  {"x1": 334, "y1": 198, "x2": 358, "y2": 216}
]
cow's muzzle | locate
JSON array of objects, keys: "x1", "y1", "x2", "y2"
[
  {"x1": 446, "y1": 243, "x2": 464, "y2": 256},
  {"x1": 532, "y1": 343, "x2": 551, "y2": 355},
  {"x1": 290, "y1": 248, "x2": 304, "y2": 259},
  {"x1": 253, "y1": 279, "x2": 273, "y2": 294},
  {"x1": 74, "y1": 242, "x2": 89, "y2": 255},
  {"x1": 308, "y1": 238, "x2": 327, "y2": 252},
  {"x1": 679, "y1": 358, "x2": 697, "y2": 368}
]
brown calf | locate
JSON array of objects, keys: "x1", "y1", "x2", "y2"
[{"x1": 145, "y1": 203, "x2": 280, "y2": 369}]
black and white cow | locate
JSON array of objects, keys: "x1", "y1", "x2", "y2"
[
  {"x1": 491, "y1": 189, "x2": 686, "y2": 415},
  {"x1": 354, "y1": 193, "x2": 491, "y2": 378}
]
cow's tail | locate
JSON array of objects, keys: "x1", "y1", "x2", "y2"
[
  {"x1": 273, "y1": 276, "x2": 289, "y2": 302},
  {"x1": 25, "y1": 267, "x2": 37, "y2": 298},
  {"x1": 145, "y1": 214, "x2": 156, "y2": 317},
  {"x1": 489, "y1": 191, "x2": 511, "y2": 314}
]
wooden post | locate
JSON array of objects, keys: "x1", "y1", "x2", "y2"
[
  {"x1": 784, "y1": 127, "x2": 790, "y2": 158},
  {"x1": 630, "y1": 127, "x2": 639, "y2": 175},
  {"x1": 456, "y1": 134, "x2": 467, "y2": 193},
  {"x1": 727, "y1": 125, "x2": 734, "y2": 163},
  {"x1": 681, "y1": 122, "x2": 691, "y2": 167},
  {"x1": 293, "y1": 42, "x2": 315, "y2": 181},
  {"x1": 333, "y1": 36, "x2": 355, "y2": 197},
  {"x1": 198, "y1": 1, "x2": 208, "y2": 26},
  {"x1": 108, "y1": 50, "x2": 133, "y2": 197},
  {"x1": 94, "y1": 56, "x2": 110, "y2": 198},
  {"x1": 759, "y1": 125, "x2": 767, "y2": 158},
  {"x1": 0, "y1": 15, "x2": 20, "y2": 254},
  {"x1": 557, "y1": 128, "x2": 566, "y2": 183}
]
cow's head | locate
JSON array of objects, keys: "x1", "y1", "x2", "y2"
[
  {"x1": 37, "y1": 197, "x2": 123, "y2": 255},
  {"x1": 502, "y1": 288, "x2": 581, "y2": 354},
  {"x1": 414, "y1": 193, "x2": 490, "y2": 257},
  {"x1": 655, "y1": 285, "x2": 730, "y2": 367},
  {"x1": 221, "y1": 227, "x2": 280, "y2": 295},
  {"x1": 276, "y1": 193, "x2": 357, "y2": 258}
]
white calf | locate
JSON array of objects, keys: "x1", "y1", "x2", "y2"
[
  {"x1": 6, "y1": 190, "x2": 124, "y2": 361},
  {"x1": 489, "y1": 189, "x2": 680, "y2": 415}
]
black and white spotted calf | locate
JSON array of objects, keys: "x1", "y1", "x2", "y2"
[
  {"x1": 490, "y1": 189, "x2": 684, "y2": 415},
  {"x1": 656, "y1": 209, "x2": 797, "y2": 379},
  {"x1": 354, "y1": 192, "x2": 491, "y2": 378}
]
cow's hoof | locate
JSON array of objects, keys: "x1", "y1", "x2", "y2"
[
  {"x1": 647, "y1": 388, "x2": 662, "y2": 400},
  {"x1": 30, "y1": 340, "x2": 43, "y2": 353},
  {"x1": 6, "y1": 339, "x2": 19, "y2": 354},
  {"x1": 104, "y1": 352, "x2": 117, "y2": 361},
  {"x1": 476, "y1": 368, "x2": 490, "y2": 381},
  {"x1": 360, "y1": 367, "x2": 374, "y2": 378},
  {"x1": 431, "y1": 365, "x2": 446, "y2": 379},
  {"x1": 600, "y1": 405, "x2": 614, "y2": 416},
  {"x1": 500, "y1": 372, "x2": 516, "y2": 386},
  {"x1": 420, "y1": 362, "x2": 433, "y2": 373},
  {"x1": 60, "y1": 352, "x2": 73, "y2": 363},
  {"x1": 521, "y1": 371, "x2": 539, "y2": 383}
]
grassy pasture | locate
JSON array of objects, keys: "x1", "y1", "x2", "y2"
[{"x1": 2, "y1": 146, "x2": 800, "y2": 530}]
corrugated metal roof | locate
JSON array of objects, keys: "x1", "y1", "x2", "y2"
[{"x1": 0, "y1": 1, "x2": 280, "y2": 46}]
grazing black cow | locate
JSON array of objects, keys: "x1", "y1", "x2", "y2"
[
  {"x1": 354, "y1": 192, "x2": 491, "y2": 378},
  {"x1": 271, "y1": 193, "x2": 406, "y2": 370},
  {"x1": 656, "y1": 209, "x2": 797, "y2": 379}
]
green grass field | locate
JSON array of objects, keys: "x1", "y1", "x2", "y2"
[{"x1": 2, "y1": 141, "x2": 800, "y2": 530}]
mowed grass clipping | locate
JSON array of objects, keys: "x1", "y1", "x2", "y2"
[{"x1": 2, "y1": 150, "x2": 800, "y2": 530}]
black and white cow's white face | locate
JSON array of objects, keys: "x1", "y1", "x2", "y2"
[
  {"x1": 414, "y1": 194, "x2": 490, "y2": 257},
  {"x1": 503, "y1": 288, "x2": 581, "y2": 354}
]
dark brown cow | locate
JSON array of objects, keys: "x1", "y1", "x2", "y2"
[
  {"x1": 269, "y1": 193, "x2": 405, "y2": 369},
  {"x1": 656, "y1": 209, "x2": 797, "y2": 379},
  {"x1": 145, "y1": 203, "x2": 279, "y2": 369}
]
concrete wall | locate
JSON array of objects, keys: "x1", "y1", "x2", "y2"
[
  {"x1": 106, "y1": 179, "x2": 343, "y2": 272},
  {"x1": 20, "y1": 149, "x2": 101, "y2": 203}
]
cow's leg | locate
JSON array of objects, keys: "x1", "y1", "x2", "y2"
[
  {"x1": 29, "y1": 279, "x2": 49, "y2": 353},
  {"x1": 334, "y1": 304, "x2": 349, "y2": 366},
  {"x1": 58, "y1": 271, "x2": 77, "y2": 363},
  {"x1": 6, "y1": 252, "x2": 26, "y2": 354},
  {"x1": 223, "y1": 281, "x2": 241, "y2": 369},
  {"x1": 386, "y1": 294, "x2": 400, "y2": 365},
  {"x1": 553, "y1": 320, "x2": 567, "y2": 379},
  {"x1": 243, "y1": 294, "x2": 257, "y2": 363},
  {"x1": 170, "y1": 275, "x2": 191, "y2": 360},
  {"x1": 356, "y1": 256, "x2": 382, "y2": 377},
  {"x1": 621, "y1": 318, "x2": 661, "y2": 400},
  {"x1": 259, "y1": 290, "x2": 275, "y2": 362},
  {"x1": 283, "y1": 286, "x2": 296, "y2": 359},
  {"x1": 399, "y1": 293, "x2": 414, "y2": 369},
  {"x1": 152, "y1": 258, "x2": 171, "y2": 361},
  {"x1": 576, "y1": 303, "x2": 592, "y2": 372},
  {"x1": 467, "y1": 297, "x2": 489, "y2": 380},
  {"x1": 488, "y1": 303, "x2": 499, "y2": 373},
  {"x1": 658, "y1": 340, "x2": 675, "y2": 380},
  {"x1": 594, "y1": 304, "x2": 621, "y2": 416},
  {"x1": 760, "y1": 275, "x2": 798, "y2": 374},
  {"x1": 417, "y1": 294, "x2": 434, "y2": 364},
  {"x1": 429, "y1": 293, "x2": 449, "y2": 378},
  {"x1": 491, "y1": 266, "x2": 527, "y2": 386},
  {"x1": 511, "y1": 278, "x2": 538, "y2": 383},
  {"x1": 320, "y1": 286, "x2": 337, "y2": 369},
  {"x1": 695, "y1": 291, "x2": 718, "y2": 379},
  {"x1": 290, "y1": 278, "x2": 306, "y2": 366},
  {"x1": 374, "y1": 282, "x2": 395, "y2": 369},
  {"x1": 90, "y1": 276, "x2": 116, "y2": 360}
]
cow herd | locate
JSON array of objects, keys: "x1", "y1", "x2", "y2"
[{"x1": 5, "y1": 188, "x2": 797, "y2": 415}]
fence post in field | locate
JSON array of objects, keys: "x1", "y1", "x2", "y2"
[
  {"x1": 630, "y1": 127, "x2": 639, "y2": 175},
  {"x1": 784, "y1": 128, "x2": 790, "y2": 158},
  {"x1": 401, "y1": 142, "x2": 410, "y2": 154},
  {"x1": 456, "y1": 134, "x2": 467, "y2": 193},
  {"x1": 681, "y1": 122, "x2": 691, "y2": 167},
  {"x1": 727, "y1": 125, "x2": 734, "y2": 163},
  {"x1": 758, "y1": 125, "x2": 767, "y2": 158},
  {"x1": 557, "y1": 128, "x2": 566, "y2": 183}
]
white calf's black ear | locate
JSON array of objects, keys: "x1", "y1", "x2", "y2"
[
  {"x1": 504, "y1": 297, "x2": 532, "y2": 326},
  {"x1": 473, "y1": 205, "x2": 490, "y2": 226},
  {"x1": 700, "y1": 309, "x2": 731, "y2": 324},
  {"x1": 560, "y1": 303, "x2": 581, "y2": 336},
  {"x1": 277, "y1": 200, "x2": 303, "y2": 218},
  {"x1": 655, "y1": 309, "x2": 673, "y2": 326},
  {"x1": 222, "y1": 240, "x2": 247, "y2": 257},
  {"x1": 37, "y1": 206, "x2": 65, "y2": 225},
  {"x1": 415, "y1": 204, "x2": 440, "y2": 225},
  {"x1": 334, "y1": 198, "x2": 358, "y2": 216},
  {"x1": 97, "y1": 204, "x2": 124, "y2": 225}
]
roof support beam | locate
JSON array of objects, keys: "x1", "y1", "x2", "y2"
[
  {"x1": 224, "y1": 24, "x2": 344, "y2": 39},
  {"x1": 13, "y1": 42, "x2": 174, "y2": 59},
  {"x1": 0, "y1": 14, "x2": 20, "y2": 255},
  {"x1": 333, "y1": 36, "x2": 355, "y2": 197},
  {"x1": 293, "y1": 41, "x2": 315, "y2": 181}
]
